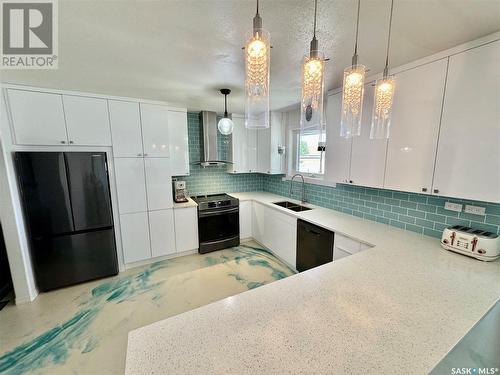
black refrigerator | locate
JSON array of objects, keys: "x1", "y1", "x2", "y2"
[{"x1": 15, "y1": 152, "x2": 118, "y2": 292}]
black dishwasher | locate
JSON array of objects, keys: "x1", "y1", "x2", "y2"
[{"x1": 296, "y1": 219, "x2": 334, "y2": 272}]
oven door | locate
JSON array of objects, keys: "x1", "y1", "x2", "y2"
[{"x1": 198, "y1": 207, "x2": 239, "y2": 253}]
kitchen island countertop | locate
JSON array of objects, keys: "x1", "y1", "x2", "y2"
[{"x1": 126, "y1": 191, "x2": 500, "y2": 374}]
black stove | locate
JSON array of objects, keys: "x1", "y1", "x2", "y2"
[
  {"x1": 191, "y1": 194, "x2": 240, "y2": 253},
  {"x1": 192, "y1": 194, "x2": 239, "y2": 211}
]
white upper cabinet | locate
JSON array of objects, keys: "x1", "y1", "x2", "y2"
[
  {"x1": 325, "y1": 92, "x2": 352, "y2": 184},
  {"x1": 349, "y1": 85, "x2": 388, "y2": 188},
  {"x1": 63, "y1": 95, "x2": 111, "y2": 146},
  {"x1": 140, "y1": 103, "x2": 170, "y2": 157},
  {"x1": 228, "y1": 115, "x2": 248, "y2": 173},
  {"x1": 384, "y1": 59, "x2": 448, "y2": 194},
  {"x1": 256, "y1": 112, "x2": 285, "y2": 174},
  {"x1": 114, "y1": 158, "x2": 148, "y2": 214},
  {"x1": 109, "y1": 100, "x2": 144, "y2": 157},
  {"x1": 167, "y1": 110, "x2": 189, "y2": 176},
  {"x1": 257, "y1": 127, "x2": 272, "y2": 174},
  {"x1": 144, "y1": 158, "x2": 173, "y2": 211},
  {"x1": 433, "y1": 41, "x2": 500, "y2": 203},
  {"x1": 247, "y1": 129, "x2": 258, "y2": 173},
  {"x1": 7, "y1": 89, "x2": 67, "y2": 145}
]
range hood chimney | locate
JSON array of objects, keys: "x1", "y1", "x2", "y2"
[{"x1": 198, "y1": 111, "x2": 229, "y2": 167}]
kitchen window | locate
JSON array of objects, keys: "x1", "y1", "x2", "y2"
[{"x1": 291, "y1": 129, "x2": 325, "y2": 177}]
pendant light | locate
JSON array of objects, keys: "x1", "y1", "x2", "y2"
[
  {"x1": 218, "y1": 89, "x2": 234, "y2": 135},
  {"x1": 340, "y1": 0, "x2": 365, "y2": 138},
  {"x1": 300, "y1": 0, "x2": 326, "y2": 132},
  {"x1": 370, "y1": 0, "x2": 395, "y2": 139},
  {"x1": 244, "y1": 0, "x2": 270, "y2": 129}
]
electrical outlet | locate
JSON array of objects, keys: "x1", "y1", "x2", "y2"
[
  {"x1": 464, "y1": 205, "x2": 486, "y2": 216},
  {"x1": 444, "y1": 202, "x2": 462, "y2": 212}
]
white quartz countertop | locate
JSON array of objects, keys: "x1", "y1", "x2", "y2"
[{"x1": 126, "y1": 192, "x2": 500, "y2": 374}]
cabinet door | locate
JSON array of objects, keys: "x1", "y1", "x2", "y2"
[
  {"x1": 144, "y1": 158, "x2": 173, "y2": 210},
  {"x1": 384, "y1": 59, "x2": 447, "y2": 194},
  {"x1": 325, "y1": 93, "x2": 352, "y2": 183},
  {"x1": 349, "y1": 85, "x2": 388, "y2": 188},
  {"x1": 266, "y1": 209, "x2": 297, "y2": 268},
  {"x1": 239, "y1": 201, "x2": 253, "y2": 239},
  {"x1": 174, "y1": 207, "x2": 198, "y2": 252},
  {"x1": 252, "y1": 202, "x2": 265, "y2": 244},
  {"x1": 149, "y1": 209, "x2": 176, "y2": 258},
  {"x1": 114, "y1": 158, "x2": 147, "y2": 214},
  {"x1": 270, "y1": 112, "x2": 286, "y2": 174},
  {"x1": 168, "y1": 110, "x2": 190, "y2": 176},
  {"x1": 247, "y1": 129, "x2": 258, "y2": 173},
  {"x1": 7, "y1": 89, "x2": 67, "y2": 145},
  {"x1": 257, "y1": 128, "x2": 271, "y2": 173},
  {"x1": 120, "y1": 212, "x2": 151, "y2": 263},
  {"x1": 228, "y1": 116, "x2": 248, "y2": 173},
  {"x1": 433, "y1": 41, "x2": 500, "y2": 202},
  {"x1": 140, "y1": 103, "x2": 170, "y2": 157},
  {"x1": 63, "y1": 95, "x2": 111, "y2": 146},
  {"x1": 108, "y1": 100, "x2": 144, "y2": 157}
]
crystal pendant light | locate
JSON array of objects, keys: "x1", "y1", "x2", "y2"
[
  {"x1": 300, "y1": 0, "x2": 326, "y2": 132},
  {"x1": 217, "y1": 89, "x2": 234, "y2": 135},
  {"x1": 370, "y1": 0, "x2": 395, "y2": 139},
  {"x1": 340, "y1": 0, "x2": 365, "y2": 138},
  {"x1": 244, "y1": 0, "x2": 270, "y2": 129}
]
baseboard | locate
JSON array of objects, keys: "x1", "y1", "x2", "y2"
[{"x1": 124, "y1": 249, "x2": 198, "y2": 271}]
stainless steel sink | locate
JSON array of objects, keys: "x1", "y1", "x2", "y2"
[{"x1": 273, "y1": 201, "x2": 312, "y2": 212}]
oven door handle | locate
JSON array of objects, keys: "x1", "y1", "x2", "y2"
[{"x1": 199, "y1": 207, "x2": 239, "y2": 217}]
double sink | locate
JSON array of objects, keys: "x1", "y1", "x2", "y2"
[{"x1": 273, "y1": 201, "x2": 312, "y2": 212}]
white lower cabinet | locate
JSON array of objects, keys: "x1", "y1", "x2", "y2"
[
  {"x1": 252, "y1": 202, "x2": 297, "y2": 269},
  {"x1": 239, "y1": 201, "x2": 253, "y2": 239},
  {"x1": 120, "y1": 212, "x2": 151, "y2": 264},
  {"x1": 174, "y1": 207, "x2": 198, "y2": 253},
  {"x1": 333, "y1": 233, "x2": 372, "y2": 261},
  {"x1": 149, "y1": 209, "x2": 176, "y2": 258}
]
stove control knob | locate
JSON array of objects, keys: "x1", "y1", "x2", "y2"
[{"x1": 477, "y1": 249, "x2": 486, "y2": 255}]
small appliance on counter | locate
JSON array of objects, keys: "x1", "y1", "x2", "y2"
[
  {"x1": 441, "y1": 225, "x2": 500, "y2": 261},
  {"x1": 191, "y1": 194, "x2": 239, "y2": 254},
  {"x1": 173, "y1": 180, "x2": 189, "y2": 203}
]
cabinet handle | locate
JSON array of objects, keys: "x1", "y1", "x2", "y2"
[
  {"x1": 421, "y1": 187, "x2": 427, "y2": 192},
  {"x1": 144, "y1": 153, "x2": 148, "y2": 156},
  {"x1": 137, "y1": 153, "x2": 142, "y2": 157},
  {"x1": 434, "y1": 189, "x2": 439, "y2": 194},
  {"x1": 60, "y1": 140, "x2": 66, "y2": 144},
  {"x1": 69, "y1": 141, "x2": 74, "y2": 144}
]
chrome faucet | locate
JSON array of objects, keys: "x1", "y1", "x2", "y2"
[{"x1": 289, "y1": 174, "x2": 307, "y2": 203}]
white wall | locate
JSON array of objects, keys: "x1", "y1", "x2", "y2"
[{"x1": 0, "y1": 90, "x2": 38, "y2": 303}]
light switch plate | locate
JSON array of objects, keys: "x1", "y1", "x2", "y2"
[
  {"x1": 444, "y1": 202, "x2": 462, "y2": 212},
  {"x1": 464, "y1": 205, "x2": 486, "y2": 216}
]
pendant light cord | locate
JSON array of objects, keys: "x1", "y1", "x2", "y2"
[
  {"x1": 256, "y1": 0, "x2": 259, "y2": 15},
  {"x1": 313, "y1": 0, "x2": 318, "y2": 38},
  {"x1": 354, "y1": 0, "x2": 360, "y2": 56},
  {"x1": 224, "y1": 93, "x2": 228, "y2": 117},
  {"x1": 384, "y1": 0, "x2": 394, "y2": 75}
]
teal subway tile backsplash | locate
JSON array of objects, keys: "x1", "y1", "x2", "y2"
[
  {"x1": 262, "y1": 175, "x2": 500, "y2": 238},
  {"x1": 175, "y1": 112, "x2": 500, "y2": 239},
  {"x1": 173, "y1": 112, "x2": 263, "y2": 196}
]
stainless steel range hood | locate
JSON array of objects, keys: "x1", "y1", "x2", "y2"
[{"x1": 197, "y1": 111, "x2": 230, "y2": 167}]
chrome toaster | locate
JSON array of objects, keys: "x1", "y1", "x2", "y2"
[{"x1": 441, "y1": 225, "x2": 500, "y2": 261}]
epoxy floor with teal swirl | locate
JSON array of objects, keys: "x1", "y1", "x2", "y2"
[{"x1": 0, "y1": 242, "x2": 295, "y2": 375}]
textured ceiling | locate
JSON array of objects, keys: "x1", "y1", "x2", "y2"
[{"x1": 2, "y1": 0, "x2": 499, "y2": 113}]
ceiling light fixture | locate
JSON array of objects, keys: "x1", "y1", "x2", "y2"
[
  {"x1": 300, "y1": 0, "x2": 326, "y2": 132},
  {"x1": 371, "y1": 0, "x2": 395, "y2": 139},
  {"x1": 244, "y1": 0, "x2": 270, "y2": 129},
  {"x1": 218, "y1": 89, "x2": 234, "y2": 135},
  {"x1": 340, "y1": 0, "x2": 365, "y2": 138}
]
